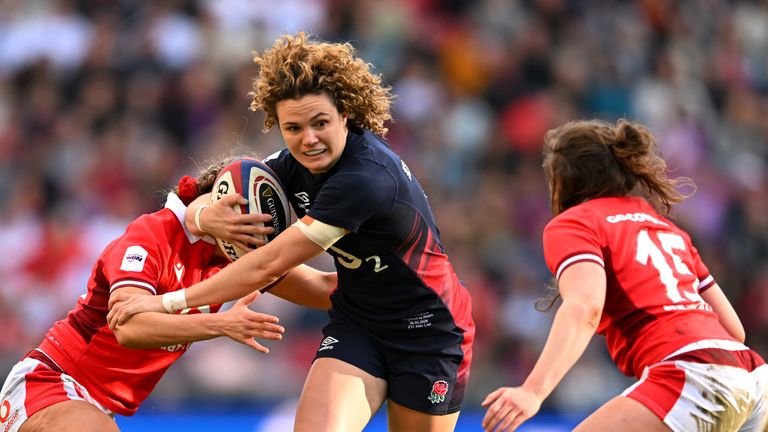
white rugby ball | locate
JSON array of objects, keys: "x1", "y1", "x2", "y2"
[{"x1": 210, "y1": 158, "x2": 291, "y2": 262}]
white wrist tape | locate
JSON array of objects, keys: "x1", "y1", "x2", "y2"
[
  {"x1": 162, "y1": 289, "x2": 188, "y2": 313},
  {"x1": 194, "y1": 204, "x2": 209, "y2": 233}
]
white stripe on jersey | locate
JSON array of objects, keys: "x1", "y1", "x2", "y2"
[
  {"x1": 110, "y1": 280, "x2": 157, "y2": 294},
  {"x1": 697, "y1": 275, "x2": 714, "y2": 290},
  {"x1": 556, "y1": 253, "x2": 605, "y2": 280}
]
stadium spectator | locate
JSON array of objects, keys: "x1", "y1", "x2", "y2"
[
  {"x1": 108, "y1": 32, "x2": 475, "y2": 432},
  {"x1": 481, "y1": 119, "x2": 768, "y2": 431}
]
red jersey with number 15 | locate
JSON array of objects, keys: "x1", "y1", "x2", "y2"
[
  {"x1": 543, "y1": 196, "x2": 736, "y2": 378},
  {"x1": 33, "y1": 193, "x2": 225, "y2": 415}
]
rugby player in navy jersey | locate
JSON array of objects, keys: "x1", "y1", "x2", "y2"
[{"x1": 108, "y1": 32, "x2": 475, "y2": 432}]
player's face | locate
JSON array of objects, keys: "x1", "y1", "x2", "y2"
[{"x1": 276, "y1": 93, "x2": 349, "y2": 174}]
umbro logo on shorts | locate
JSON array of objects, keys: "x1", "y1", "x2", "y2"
[{"x1": 318, "y1": 336, "x2": 339, "y2": 352}]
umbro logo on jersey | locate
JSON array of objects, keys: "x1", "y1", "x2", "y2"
[
  {"x1": 295, "y1": 192, "x2": 310, "y2": 211},
  {"x1": 318, "y1": 336, "x2": 338, "y2": 352}
]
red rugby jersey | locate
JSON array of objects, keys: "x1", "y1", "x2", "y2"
[
  {"x1": 35, "y1": 193, "x2": 225, "y2": 415},
  {"x1": 543, "y1": 196, "x2": 735, "y2": 378}
]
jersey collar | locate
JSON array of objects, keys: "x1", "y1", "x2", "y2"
[{"x1": 165, "y1": 192, "x2": 216, "y2": 245}]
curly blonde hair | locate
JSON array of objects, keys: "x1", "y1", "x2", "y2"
[{"x1": 249, "y1": 32, "x2": 393, "y2": 136}]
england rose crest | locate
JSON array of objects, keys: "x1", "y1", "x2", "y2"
[{"x1": 428, "y1": 380, "x2": 449, "y2": 404}]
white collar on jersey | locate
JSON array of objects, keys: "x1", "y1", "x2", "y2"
[{"x1": 165, "y1": 192, "x2": 216, "y2": 245}]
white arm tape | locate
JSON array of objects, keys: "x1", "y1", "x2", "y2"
[
  {"x1": 162, "y1": 289, "x2": 188, "y2": 313},
  {"x1": 293, "y1": 218, "x2": 348, "y2": 250}
]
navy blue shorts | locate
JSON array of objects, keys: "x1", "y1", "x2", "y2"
[{"x1": 313, "y1": 310, "x2": 469, "y2": 415}]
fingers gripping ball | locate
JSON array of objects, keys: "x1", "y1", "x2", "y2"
[{"x1": 211, "y1": 158, "x2": 291, "y2": 261}]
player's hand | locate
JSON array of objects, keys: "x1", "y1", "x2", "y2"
[
  {"x1": 219, "y1": 291, "x2": 284, "y2": 353},
  {"x1": 481, "y1": 386, "x2": 542, "y2": 432},
  {"x1": 107, "y1": 292, "x2": 164, "y2": 329},
  {"x1": 201, "y1": 194, "x2": 275, "y2": 251}
]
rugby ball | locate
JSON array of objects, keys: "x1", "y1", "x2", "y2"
[{"x1": 210, "y1": 158, "x2": 291, "y2": 262}]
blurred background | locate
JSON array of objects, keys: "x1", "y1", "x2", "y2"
[{"x1": 1, "y1": 0, "x2": 768, "y2": 430}]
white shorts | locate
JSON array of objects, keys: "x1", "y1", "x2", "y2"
[
  {"x1": 0, "y1": 354, "x2": 113, "y2": 432},
  {"x1": 623, "y1": 344, "x2": 768, "y2": 432}
]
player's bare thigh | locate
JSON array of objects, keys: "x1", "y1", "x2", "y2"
[
  {"x1": 574, "y1": 396, "x2": 670, "y2": 432},
  {"x1": 294, "y1": 357, "x2": 387, "y2": 432},
  {"x1": 20, "y1": 400, "x2": 119, "y2": 432},
  {"x1": 386, "y1": 399, "x2": 459, "y2": 432}
]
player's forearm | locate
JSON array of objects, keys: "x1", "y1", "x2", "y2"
[
  {"x1": 113, "y1": 311, "x2": 223, "y2": 349},
  {"x1": 267, "y1": 265, "x2": 336, "y2": 310},
  {"x1": 186, "y1": 242, "x2": 287, "y2": 308},
  {"x1": 701, "y1": 284, "x2": 746, "y2": 342},
  {"x1": 522, "y1": 301, "x2": 599, "y2": 399},
  {"x1": 183, "y1": 227, "x2": 323, "y2": 308}
]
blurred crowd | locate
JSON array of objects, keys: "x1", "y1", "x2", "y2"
[{"x1": 2, "y1": 0, "x2": 768, "y2": 416}]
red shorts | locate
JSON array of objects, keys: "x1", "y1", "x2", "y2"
[
  {"x1": 0, "y1": 351, "x2": 112, "y2": 432},
  {"x1": 623, "y1": 342, "x2": 768, "y2": 432}
]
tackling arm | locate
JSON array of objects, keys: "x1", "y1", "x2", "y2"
[{"x1": 111, "y1": 287, "x2": 284, "y2": 353}]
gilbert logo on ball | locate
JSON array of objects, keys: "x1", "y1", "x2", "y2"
[{"x1": 211, "y1": 158, "x2": 291, "y2": 261}]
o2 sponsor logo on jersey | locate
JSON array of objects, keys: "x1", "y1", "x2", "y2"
[
  {"x1": 120, "y1": 246, "x2": 148, "y2": 272},
  {"x1": 328, "y1": 246, "x2": 389, "y2": 273}
]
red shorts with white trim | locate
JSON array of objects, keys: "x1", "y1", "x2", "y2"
[
  {"x1": 0, "y1": 352, "x2": 112, "y2": 432},
  {"x1": 622, "y1": 345, "x2": 768, "y2": 432}
]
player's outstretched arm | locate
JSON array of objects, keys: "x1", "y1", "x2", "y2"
[
  {"x1": 111, "y1": 288, "x2": 284, "y2": 353},
  {"x1": 108, "y1": 226, "x2": 326, "y2": 327},
  {"x1": 701, "y1": 283, "x2": 746, "y2": 342},
  {"x1": 481, "y1": 261, "x2": 606, "y2": 432}
]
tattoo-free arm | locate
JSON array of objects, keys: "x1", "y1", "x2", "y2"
[
  {"x1": 701, "y1": 283, "x2": 745, "y2": 342},
  {"x1": 111, "y1": 287, "x2": 284, "y2": 353}
]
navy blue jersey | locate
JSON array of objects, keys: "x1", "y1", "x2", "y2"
[{"x1": 265, "y1": 128, "x2": 474, "y2": 341}]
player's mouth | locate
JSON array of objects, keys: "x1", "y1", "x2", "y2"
[{"x1": 304, "y1": 149, "x2": 325, "y2": 157}]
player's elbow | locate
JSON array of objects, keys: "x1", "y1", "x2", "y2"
[
  {"x1": 113, "y1": 325, "x2": 146, "y2": 349},
  {"x1": 730, "y1": 323, "x2": 746, "y2": 343},
  {"x1": 562, "y1": 299, "x2": 602, "y2": 332},
  {"x1": 319, "y1": 272, "x2": 337, "y2": 309}
]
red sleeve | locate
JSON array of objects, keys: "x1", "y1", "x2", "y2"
[
  {"x1": 101, "y1": 218, "x2": 165, "y2": 295},
  {"x1": 543, "y1": 209, "x2": 605, "y2": 280}
]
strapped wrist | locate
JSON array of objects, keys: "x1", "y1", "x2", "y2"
[
  {"x1": 194, "y1": 204, "x2": 209, "y2": 234},
  {"x1": 162, "y1": 289, "x2": 187, "y2": 313}
]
